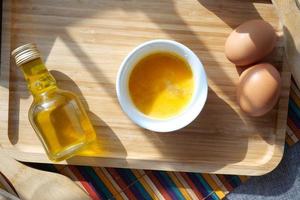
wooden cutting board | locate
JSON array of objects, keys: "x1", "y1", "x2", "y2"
[{"x1": 0, "y1": 0, "x2": 290, "y2": 175}]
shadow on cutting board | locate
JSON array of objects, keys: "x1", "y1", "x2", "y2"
[
  {"x1": 198, "y1": 0, "x2": 270, "y2": 28},
  {"x1": 136, "y1": 87, "x2": 250, "y2": 173},
  {"x1": 50, "y1": 70, "x2": 127, "y2": 160},
  {"x1": 5, "y1": 0, "x2": 280, "y2": 172}
]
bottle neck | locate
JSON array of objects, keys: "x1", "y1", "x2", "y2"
[{"x1": 20, "y1": 58, "x2": 57, "y2": 97}]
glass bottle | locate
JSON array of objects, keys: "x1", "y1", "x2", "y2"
[{"x1": 11, "y1": 43, "x2": 96, "y2": 161}]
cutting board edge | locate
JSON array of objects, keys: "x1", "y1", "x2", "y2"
[
  {"x1": 0, "y1": 0, "x2": 11, "y2": 148},
  {"x1": 0, "y1": 0, "x2": 291, "y2": 176},
  {"x1": 0, "y1": 138, "x2": 286, "y2": 176}
]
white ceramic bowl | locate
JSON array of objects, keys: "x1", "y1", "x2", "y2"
[{"x1": 116, "y1": 39, "x2": 208, "y2": 132}]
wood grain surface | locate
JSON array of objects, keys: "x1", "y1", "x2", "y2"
[
  {"x1": 0, "y1": 0, "x2": 291, "y2": 175},
  {"x1": 272, "y1": 0, "x2": 300, "y2": 88}
]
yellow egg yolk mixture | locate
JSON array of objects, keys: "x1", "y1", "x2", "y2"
[{"x1": 128, "y1": 52, "x2": 194, "y2": 119}]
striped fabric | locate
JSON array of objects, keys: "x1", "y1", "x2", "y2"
[{"x1": 1, "y1": 78, "x2": 300, "y2": 200}]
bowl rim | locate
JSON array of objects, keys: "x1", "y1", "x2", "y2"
[{"x1": 116, "y1": 39, "x2": 208, "y2": 132}]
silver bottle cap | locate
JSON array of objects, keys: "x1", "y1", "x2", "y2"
[{"x1": 11, "y1": 43, "x2": 41, "y2": 66}]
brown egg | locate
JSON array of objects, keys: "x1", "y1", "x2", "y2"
[
  {"x1": 237, "y1": 63, "x2": 281, "y2": 117},
  {"x1": 225, "y1": 20, "x2": 277, "y2": 66}
]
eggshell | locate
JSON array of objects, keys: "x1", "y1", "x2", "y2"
[
  {"x1": 237, "y1": 63, "x2": 281, "y2": 117},
  {"x1": 225, "y1": 20, "x2": 277, "y2": 66}
]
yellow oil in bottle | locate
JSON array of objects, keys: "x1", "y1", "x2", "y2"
[{"x1": 12, "y1": 44, "x2": 96, "y2": 161}]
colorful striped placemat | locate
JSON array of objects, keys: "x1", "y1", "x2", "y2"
[{"x1": 1, "y1": 78, "x2": 299, "y2": 200}]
